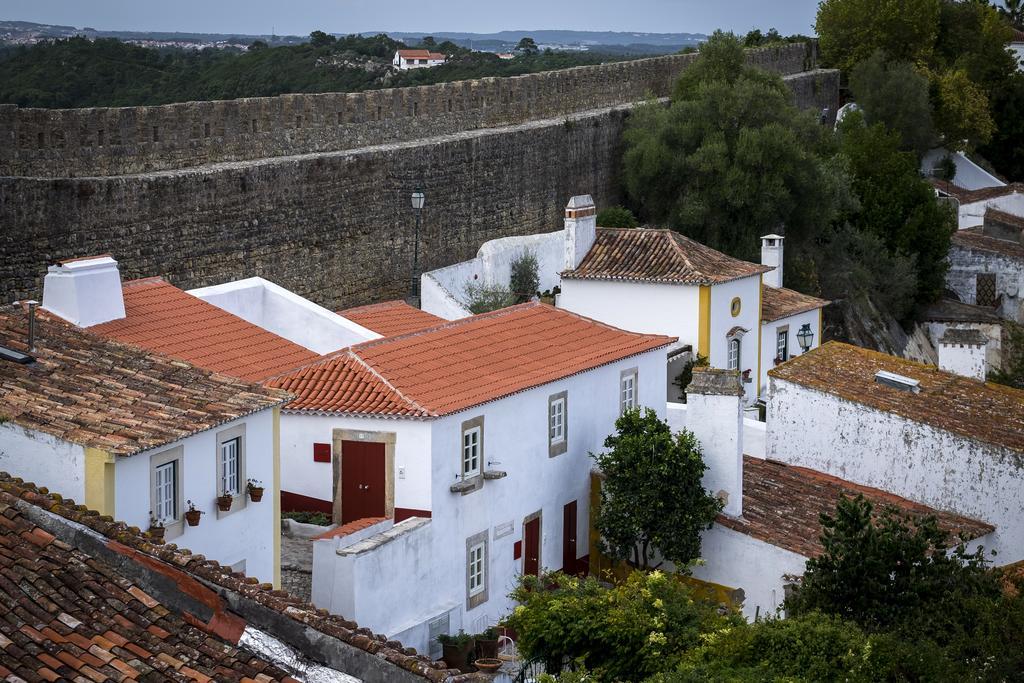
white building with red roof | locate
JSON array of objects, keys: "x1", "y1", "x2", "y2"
[
  {"x1": 393, "y1": 49, "x2": 447, "y2": 70},
  {"x1": 265, "y1": 302, "x2": 674, "y2": 653}
]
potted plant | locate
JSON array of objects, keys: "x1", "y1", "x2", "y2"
[
  {"x1": 475, "y1": 626, "x2": 499, "y2": 660},
  {"x1": 216, "y1": 493, "x2": 233, "y2": 512},
  {"x1": 147, "y1": 512, "x2": 165, "y2": 540},
  {"x1": 438, "y1": 630, "x2": 475, "y2": 672},
  {"x1": 246, "y1": 479, "x2": 265, "y2": 502},
  {"x1": 184, "y1": 500, "x2": 204, "y2": 527}
]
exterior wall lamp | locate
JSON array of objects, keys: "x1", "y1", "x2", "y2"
[
  {"x1": 410, "y1": 188, "x2": 425, "y2": 302},
  {"x1": 797, "y1": 323, "x2": 814, "y2": 354}
]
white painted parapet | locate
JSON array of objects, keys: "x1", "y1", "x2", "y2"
[
  {"x1": 937, "y1": 328, "x2": 988, "y2": 381},
  {"x1": 685, "y1": 368, "x2": 745, "y2": 517}
]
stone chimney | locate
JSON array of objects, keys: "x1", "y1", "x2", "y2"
[
  {"x1": 937, "y1": 328, "x2": 988, "y2": 381},
  {"x1": 564, "y1": 195, "x2": 597, "y2": 271},
  {"x1": 685, "y1": 367, "x2": 744, "y2": 517},
  {"x1": 761, "y1": 234, "x2": 784, "y2": 289},
  {"x1": 42, "y1": 255, "x2": 126, "y2": 328}
]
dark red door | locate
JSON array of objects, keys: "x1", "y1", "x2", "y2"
[
  {"x1": 340, "y1": 440, "x2": 386, "y2": 524},
  {"x1": 524, "y1": 516, "x2": 541, "y2": 576},
  {"x1": 562, "y1": 500, "x2": 577, "y2": 575}
]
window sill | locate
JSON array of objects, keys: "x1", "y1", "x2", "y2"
[
  {"x1": 482, "y1": 469, "x2": 507, "y2": 480},
  {"x1": 216, "y1": 493, "x2": 248, "y2": 520},
  {"x1": 450, "y1": 475, "x2": 484, "y2": 494}
]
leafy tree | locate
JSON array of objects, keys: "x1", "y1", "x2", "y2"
[
  {"x1": 815, "y1": 0, "x2": 941, "y2": 73},
  {"x1": 420, "y1": 36, "x2": 437, "y2": 48},
  {"x1": 464, "y1": 282, "x2": 515, "y2": 314},
  {"x1": 308, "y1": 30, "x2": 336, "y2": 48},
  {"x1": 595, "y1": 206, "x2": 638, "y2": 228},
  {"x1": 249, "y1": 40, "x2": 268, "y2": 51},
  {"x1": 517, "y1": 37, "x2": 539, "y2": 55},
  {"x1": 509, "y1": 250, "x2": 540, "y2": 303},
  {"x1": 979, "y1": 73, "x2": 1024, "y2": 180},
  {"x1": 785, "y1": 494, "x2": 999, "y2": 632},
  {"x1": 592, "y1": 409, "x2": 722, "y2": 570},
  {"x1": 506, "y1": 570, "x2": 735, "y2": 681},
  {"x1": 933, "y1": 67, "x2": 995, "y2": 149},
  {"x1": 1002, "y1": 0, "x2": 1024, "y2": 28},
  {"x1": 848, "y1": 51, "x2": 935, "y2": 156}
]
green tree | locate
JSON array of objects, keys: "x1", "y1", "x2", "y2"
[
  {"x1": 420, "y1": 36, "x2": 437, "y2": 48},
  {"x1": 979, "y1": 73, "x2": 1024, "y2": 180},
  {"x1": 517, "y1": 37, "x2": 539, "y2": 55},
  {"x1": 509, "y1": 250, "x2": 540, "y2": 302},
  {"x1": 815, "y1": 0, "x2": 941, "y2": 73},
  {"x1": 592, "y1": 409, "x2": 722, "y2": 570},
  {"x1": 308, "y1": 30, "x2": 336, "y2": 48},
  {"x1": 595, "y1": 206, "x2": 638, "y2": 228},
  {"x1": 933, "y1": 67, "x2": 995, "y2": 149},
  {"x1": 464, "y1": 282, "x2": 515, "y2": 314},
  {"x1": 848, "y1": 51, "x2": 935, "y2": 155}
]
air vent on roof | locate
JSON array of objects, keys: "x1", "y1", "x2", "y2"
[
  {"x1": 874, "y1": 370, "x2": 920, "y2": 393},
  {"x1": 0, "y1": 345, "x2": 33, "y2": 365}
]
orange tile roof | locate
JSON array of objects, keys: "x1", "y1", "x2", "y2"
[
  {"x1": 563, "y1": 228, "x2": 771, "y2": 285},
  {"x1": 952, "y1": 226, "x2": 1024, "y2": 261},
  {"x1": 769, "y1": 341, "x2": 1024, "y2": 454},
  {"x1": 337, "y1": 300, "x2": 447, "y2": 338},
  {"x1": 0, "y1": 306, "x2": 290, "y2": 456},
  {"x1": 90, "y1": 278, "x2": 318, "y2": 382},
  {"x1": 397, "y1": 49, "x2": 446, "y2": 60},
  {"x1": 761, "y1": 285, "x2": 829, "y2": 322},
  {"x1": 269, "y1": 302, "x2": 675, "y2": 417},
  {"x1": 718, "y1": 457, "x2": 994, "y2": 557}
]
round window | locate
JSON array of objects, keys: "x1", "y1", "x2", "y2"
[{"x1": 730, "y1": 297, "x2": 742, "y2": 317}]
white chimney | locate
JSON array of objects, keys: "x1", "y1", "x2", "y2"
[
  {"x1": 761, "y1": 234, "x2": 784, "y2": 289},
  {"x1": 685, "y1": 367, "x2": 744, "y2": 517},
  {"x1": 937, "y1": 328, "x2": 987, "y2": 381},
  {"x1": 564, "y1": 194, "x2": 597, "y2": 271},
  {"x1": 41, "y1": 255, "x2": 126, "y2": 327}
]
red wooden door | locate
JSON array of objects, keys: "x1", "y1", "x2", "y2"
[
  {"x1": 524, "y1": 516, "x2": 541, "y2": 576},
  {"x1": 562, "y1": 500, "x2": 577, "y2": 575},
  {"x1": 340, "y1": 440, "x2": 386, "y2": 524}
]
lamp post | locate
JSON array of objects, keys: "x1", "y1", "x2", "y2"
[
  {"x1": 410, "y1": 188, "x2": 425, "y2": 302},
  {"x1": 797, "y1": 323, "x2": 814, "y2": 355}
]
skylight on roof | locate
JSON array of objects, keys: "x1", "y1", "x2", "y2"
[
  {"x1": 0, "y1": 345, "x2": 33, "y2": 365},
  {"x1": 874, "y1": 370, "x2": 920, "y2": 393}
]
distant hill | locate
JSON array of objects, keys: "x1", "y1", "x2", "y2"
[{"x1": 374, "y1": 29, "x2": 706, "y2": 50}]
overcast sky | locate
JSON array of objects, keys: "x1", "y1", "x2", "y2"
[{"x1": 4, "y1": 0, "x2": 820, "y2": 37}]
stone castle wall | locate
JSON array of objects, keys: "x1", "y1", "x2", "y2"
[{"x1": 0, "y1": 44, "x2": 813, "y2": 177}]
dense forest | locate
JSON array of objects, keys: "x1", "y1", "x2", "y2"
[{"x1": 0, "y1": 33, "x2": 628, "y2": 108}]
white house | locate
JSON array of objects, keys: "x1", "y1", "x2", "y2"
[
  {"x1": 670, "y1": 366, "x2": 995, "y2": 619},
  {"x1": 946, "y1": 208, "x2": 1024, "y2": 324},
  {"x1": 264, "y1": 302, "x2": 674, "y2": 653},
  {"x1": 0, "y1": 303, "x2": 289, "y2": 586},
  {"x1": 932, "y1": 179, "x2": 1024, "y2": 230},
  {"x1": 921, "y1": 148, "x2": 1005, "y2": 192},
  {"x1": 393, "y1": 49, "x2": 447, "y2": 70}
]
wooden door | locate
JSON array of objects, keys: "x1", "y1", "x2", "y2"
[
  {"x1": 524, "y1": 516, "x2": 541, "y2": 576},
  {"x1": 562, "y1": 500, "x2": 577, "y2": 575},
  {"x1": 340, "y1": 440, "x2": 386, "y2": 524}
]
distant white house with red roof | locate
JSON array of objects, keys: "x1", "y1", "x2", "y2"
[
  {"x1": 264, "y1": 302, "x2": 674, "y2": 653},
  {"x1": 393, "y1": 49, "x2": 447, "y2": 70}
]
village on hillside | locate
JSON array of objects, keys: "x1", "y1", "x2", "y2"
[{"x1": 1, "y1": 2, "x2": 1023, "y2": 682}]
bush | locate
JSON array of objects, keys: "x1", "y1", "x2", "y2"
[
  {"x1": 464, "y1": 282, "x2": 516, "y2": 314},
  {"x1": 510, "y1": 250, "x2": 540, "y2": 303},
  {"x1": 282, "y1": 510, "x2": 331, "y2": 525},
  {"x1": 596, "y1": 206, "x2": 638, "y2": 229}
]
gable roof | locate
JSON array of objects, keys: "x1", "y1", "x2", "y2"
[
  {"x1": 563, "y1": 228, "x2": 771, "y2": 285},
  {"x1": 952, "y1": 226, "x2": 1024, "y2": 261},
  {"x1": 768, "y1": 341, "x2": 1024, "y2": 454},
  {"x1": 0, "y1": 306, "x2": 290, "y2": 456},
  {"x1": 90, "y1": 278, "x2": 318, "y2": 383},
  {"x1": 397, "y1": 49, "x2": 445, "y2": 60},
  {"x1": 761, "y1": 285, "x2": 829, "y2": 322},
  {"x1": 337, "y1": 300, "x2": 447, "y2": 338},
  {"x1": 268, "y1": 302, "x2": 675, "y2": 418},
  {"x1": 0, "y1": 473, "x2": 455, "y2": 681},
  {"x1": 717, "y1": 456, "x2": 994, "y2": 558}
]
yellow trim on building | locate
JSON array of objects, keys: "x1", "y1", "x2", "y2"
[
  {"x1": 272, "y1": 406, "x2": 282, "y2": 589},
  {"x1": 697, "y1": 286, "x2": 711, "y2": 359},
  {"x1": 756, "y1": 276, "x2": 763, "y2": 397},
  {"x1": 83, "y1": 448, "x2": 115, "y2": 516}
]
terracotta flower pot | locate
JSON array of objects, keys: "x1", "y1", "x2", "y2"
[
  {"x1": 476, "y1": 637, "x2": 499, "y2": 660},
  {"x1": 148, "y1": 525, "x2": 165, "y2": 540},
  {"x1": 216, "y1": 495, "x2": 233, "y2": 512},
  {"x1": 248, "y1": 486, "x2": 264, "y2": 502},
  {"x1": 442, "y1": 641, "x2": 475, "y2": 673},
  {"x1": 474, "y1": 658, "x2": 502, "y2": 673},
  {"x1": 185, "y1": 509, "x2": 202, "y2": 527}
]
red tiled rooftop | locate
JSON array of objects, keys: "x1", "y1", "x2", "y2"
[
  {"x1": 269, "y1": 302, "x2": 675, "y2": 417},
  {"x1": 929, "y1": 178, "x2": 1024, "y2": 203},
  {"x1": 313, "y1": 517, "x2": 389, "y2": 541},
  {"x1": 563, "y1": 228, "x2": 771, "y2": 285},
  {"x1": 398, "y1": 49, "x2": 445, "y2": 60},
  {"x1": 952, "y1": 226, "x2": 1024, "y2": 261},
  {"x1": 717, "y1": 457, "x2": 995, "y2": 557},
  {"x1": 761, "y1": 285, "x2": 829, "y2": 322},
  {"x1": 90, "y1": 278, "x2": 318, "y2": 382},
  {"x1": 337, "y1": 300, "x2": 447, "y2": 338}
]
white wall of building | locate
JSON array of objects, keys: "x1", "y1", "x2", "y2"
[
  {"x1": 0, "y1": 423, "x2": 86, "y2": 500},
  {"x1": 666, "y1": 403, "x2": 766, "y2": 459},
  {"x1": 189, "y1": 277, "x2": 379, "y2": 353},
  {"x1": 925, "y1": 321, "x2": 1002, "y2": 370},
  {"x1": 759, "y1": 307, "x2": 821, "y2": 396},
  {"x1": 946, "y1": 246, "x2": 1024, "y2": 324},
  {"x1": 766, "y1": 377, "x2": 1024, "y2": 565},
  {"x1": 279, "y1": 413, "x2": 434, "y2": 512},
  {"x1": 708, "y1": 276, "x2": 761, "y2": 399},
  {"x1": 959, "y1": 194, "x2": 1024, "y2": 229},
  {"x1": 112, "y1": 411, "x2": 279, "y2": 583},
  {"x1": 921, "y1": 149, "x2": 1005, "y2": 192}
]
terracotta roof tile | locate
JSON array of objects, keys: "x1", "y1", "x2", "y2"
[
  {"x1": 563, "y1": 228, "x2": 771, "y2": 285},
  {"x1": 0, "y1": 474, "x2": 456, "y2": 681},
  {"x1": 397, "y1": 49, "x2": 445, "y2": 60},
  {"x1": 90, "y1": 278, "x2": 318, "y2": 382},
  {"x1": 337, "y1": 300, "x2": 447, "y2": 338},
  {"x1": 768, "y1": 341, "x2": 1024, "y2": 454},
  {"x1": 718, "y1": 457, "x2": 994, "y2": 557},
  {"x1": 0, "y1": 305, "x2": 290, "y2": 456},
  {"x1": 952, "y1": 226, "x2": 1024, "y2": 261},
  {"x1": 269, "y1": 302, "x2": 675, "y2": 417},
  {"x1": 761, "y1": 285, "x2": 829, "y2": 322}
]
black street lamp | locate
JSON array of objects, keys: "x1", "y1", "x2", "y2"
[
  {"x1": 410, "y1": 188, "x2": 425, "y2": 302},
  {"x1": 797, "y1": 323, "x2": 814, "y2": 355}
]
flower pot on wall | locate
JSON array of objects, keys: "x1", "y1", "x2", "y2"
[
  {"x1": 148, "y1": 525, "x2": 165, "y2": 540},
  {"x1": 441, "y1": 641, "x2": 475, "y2": 673},
  {"x1": 216, "y1": 494, "x2": 233, "y2": 511},
  {"x1": 185, "y1": 510, "x2": 202, "y2": 526},
  {"x1": 247, "y1": 481, "x2": 264, "y2": 502}
]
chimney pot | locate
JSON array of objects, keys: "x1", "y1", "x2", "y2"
[
  {"x1": 564, "y1": 194, "x2": 597, "y2": 271},
  {"x1": 761, "y1": 234, "x2": 784, "y2": 289},
  {"x1": 41, "y1": 255, "x2": 126, "y2": 328}
]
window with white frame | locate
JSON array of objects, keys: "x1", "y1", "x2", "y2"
[
  {"x1": 776, "y1": 328, "x2": 789, "y2": 362},
  {"x1": 220, "y1": 437, "x2": 240, "y2": 495},
  {"x1": 463, "y1": 426, "x2": 481, "y2": 478},
  {"x1": 727, "y1": 338, "x2": 741, "y2": 371},
  {"x1": 549, "y1": 397, "x2": 565, "y2": 444},
  {"x1": 619, "y1": 369, "x2": 637, "y2": 414},
  {"x1": 154, "y1": 461, "x2": 177, "y2": 523},
  {"x1": 468, "y1": 542, "x2": 485, "y2": 596}
]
